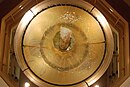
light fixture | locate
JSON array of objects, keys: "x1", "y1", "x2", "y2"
[
  {"x1": 109, "y1": 8, "x2": 113, "y2": 12},
  {"x1": 95, "y1": 85, "x2": 99, "y2": 87},
  {"x1": 24, "y1": 82, "x2": 30, "y2": 87},
  {"x1": 19, "y1": 5, "x2": 23, "y2": 9}
]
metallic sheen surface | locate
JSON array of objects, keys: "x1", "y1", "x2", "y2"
[{"x1": 14, "y1": 0, "x2": 114, "y2": 86}]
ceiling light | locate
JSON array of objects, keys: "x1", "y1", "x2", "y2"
[
  {"x1": 24, "y1": 82, "x2": 30, "y2": 87},
  {"x1": 95, "y1": 85, "x2": 99, "y2": 87},
  {"x1": 109, "y1": 8, "x2": 113, "y2": 12}
]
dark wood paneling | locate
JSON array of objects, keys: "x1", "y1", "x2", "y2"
[
  {"x1": 0, "y1": 0, "x2": 22, "y2": 22},
  {"x1": 107, "y1": 0, "x2": 130, "y2": 23}
]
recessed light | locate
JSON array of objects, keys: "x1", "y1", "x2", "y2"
[
  {"x1": 109, "y1": 8, "x2": 113, "y2": 12},
  {"x1": 24, "y1": 82, "x2": 30, "y2": 87},
  {"x1": 95, "y1": 85, "x2": 99, "y2": 87}
]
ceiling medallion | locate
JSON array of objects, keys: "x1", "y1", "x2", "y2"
[{"x1": 14, "y1": 0, "x2": 114, "y2": 86}]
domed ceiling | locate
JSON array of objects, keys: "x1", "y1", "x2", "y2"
[{"x1": 14, "y1": 0, "x2": 114, "y2": 86}]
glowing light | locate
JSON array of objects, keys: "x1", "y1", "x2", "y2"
[
  {"x1": 95, "y1": 85, "x2": 99, "y2": 87},
  {"x1": 109, "y1": 8, "x2": 113, "y2": 12},
  {"x1": 97, "y1": 14, "x2": 106, "y2": 26},
  {"x1": 22, "y1": 10, "x2": 34, "y2": 22},
  {"x1": 88, "y1": 79, "x2": 97, "y2": 86},
  {"x1": 19, "y1": 5, "x2": 23, "y2": 9},
  {"x1": 19, "y1": 5, "x2": 22, "y2": 8},
  {"x1": 24, "y1": 82, "x2": 30, "y2": 87},
  {"x1": 19, "y1": 10, "x2": 34, "y2": 29},
  {"x1": 21, "y1": 7, "x2": 23, "y2": 9}
]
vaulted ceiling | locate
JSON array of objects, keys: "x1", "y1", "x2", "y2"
[{"x1": 0, "y1": 0, "x2": 129, "y2": 87}]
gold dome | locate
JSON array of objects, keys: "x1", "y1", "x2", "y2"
[{"x1": 14, "y1": 0, "x2": 114, "y2": 86}]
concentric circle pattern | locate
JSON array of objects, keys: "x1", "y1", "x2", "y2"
[
  {"x1": 40, "y1": 23, "x2": 88, "y2": 71},
  {"x1": 22, "y1": 5, "x2": 106, "y2": 85}
]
